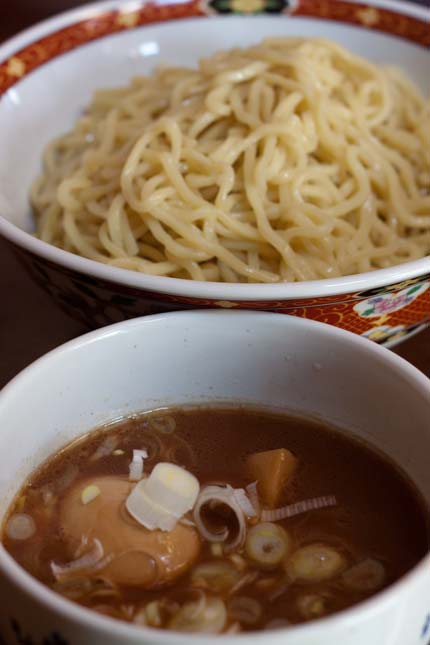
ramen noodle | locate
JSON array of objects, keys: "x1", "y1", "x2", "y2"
[{"x1": 32, "y1": 38, "x2": 430, "y2": 282}]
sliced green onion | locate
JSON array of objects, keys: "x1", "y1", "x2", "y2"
[
  {"x1": 81, "y1": 485, "x2": 101, "y2": 505},
  {"x1": 228, "y1": 596, "x2": 262, "y2": 625},
  {"x1": 342, "y1": 559, "x2": 385, "y2": 592},
  {"x1": 245, "y1": 522, "x2": 291, "y2": 568},
  {"x1": 6, "y1": 513, "x2": 36, "y2": 541},
  {"x1": 134, "y1": 600, "x2": 163, "y2": 627},
  {"x1": 169, "y1": 595, "x2": 226, "y2": 633},
  {"x1": 286, "y1": 543, "x2": 346, "y2": 583},
  {"x1": 297, "y1": 593, "x2": 327, "y2": 619},
  {"x1": 191, "y1": 561, "x2": 241, "y2": 592}
]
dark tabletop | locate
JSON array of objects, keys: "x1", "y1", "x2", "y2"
[{"x1": 1, "y1": 0, "x2": 429, "y2": 390}]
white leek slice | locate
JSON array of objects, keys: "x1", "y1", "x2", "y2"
[
  {"x1": 144, "y1": 463, "x2": 200, "y2": 516},
  {"x1": 193, "y1": 485, "x2": 247, "y2": 551},
  {"x1": 126, "y1": 484, "x2": 178, "y2": 531},
  {"x1": 129, "y1": 449, "x2": 148, "y2": 482},
  {"x1": 51, "y1": 539, "x2": 107, "y2": 580},
  {"x1": 126, "y1": 463, "x2": 200, "y2": 531},
  {"x1": 233, "y1": 488, "x2": 257, "y2": 518}
]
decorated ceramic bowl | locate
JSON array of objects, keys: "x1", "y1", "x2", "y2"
[
  {"x1": 0, "y1": 0, "x2": 429, "y2": 345},
  {"x1": 0, "y1": 311, "x2": 429, "y2": 645}
]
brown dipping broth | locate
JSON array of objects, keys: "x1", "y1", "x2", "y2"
[{"x1": 2, "y1": 406, "x2": 429, "y2": 632}]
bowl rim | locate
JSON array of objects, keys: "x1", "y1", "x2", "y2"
[
  {"x1": 0, "y1": 309, "x2": 429, "y2": 642},
  {"x1": 0, "y1": 0, "x2": 429, "y2": 301}
]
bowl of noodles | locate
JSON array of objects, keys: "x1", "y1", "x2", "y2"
[{"x1": 0, "y1": 0, "x2": 429, "y2": 345}]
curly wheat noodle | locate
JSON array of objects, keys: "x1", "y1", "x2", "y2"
[{"x1": 31, "y1": 37, "x2": 430, "y2": 283}]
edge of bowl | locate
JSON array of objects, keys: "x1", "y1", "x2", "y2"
[
  {"x1": 0, "y1": 310, "x2": 429, "y2": 642},
  {"x1": 0, "y1": 0, "x2": 429, "y2": 301}
]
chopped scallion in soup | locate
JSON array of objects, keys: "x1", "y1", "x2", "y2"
[{"x1": 2, "y1": 406, "x2": 429, "y2": 633}]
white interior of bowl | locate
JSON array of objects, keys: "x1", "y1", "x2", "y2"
[
  {"x1": 1, "y1": 15, "x2": 429, "y2": 233},
  {"x1": 0, "y1": 310, "x2": 429, "y2": 516},
  {"x1": 0, "y1": 11, "x2": 429, "y2": 299},
  {"x1": 0, "y1": 311, "x2": 429, "y2": 644}
]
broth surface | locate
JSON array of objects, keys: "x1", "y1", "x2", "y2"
[{"x1": 3, "y1": 406, "x2": 429, "y2": 633}]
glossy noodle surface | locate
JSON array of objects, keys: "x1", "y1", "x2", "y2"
[{"x1": 32, "y1": 38, "x2": 430, "y2": 282}]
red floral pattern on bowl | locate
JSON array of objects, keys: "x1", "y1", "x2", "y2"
[{"x1": 0, "y1": 0, "x2": 429, "y2": 346}]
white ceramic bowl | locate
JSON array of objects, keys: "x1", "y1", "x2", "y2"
[
  {"x1": 0, "y1": 0, "x2": 429, "y2": 344},
  {"x1": 0, "y1": 310, "x2": 429, "y2": 645}
]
